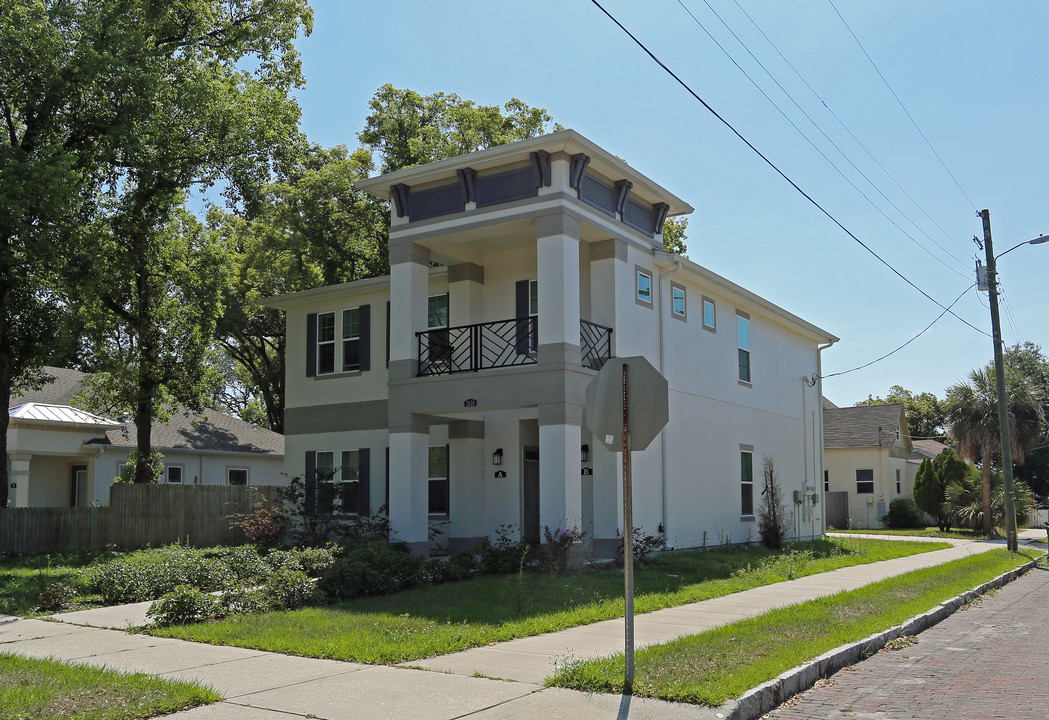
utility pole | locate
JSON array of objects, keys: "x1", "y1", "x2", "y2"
[{"x1": 979, "y1": 209, "x2": 1019, "y2": 552}]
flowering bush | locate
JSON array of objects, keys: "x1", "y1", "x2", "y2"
[{"x1": 542, "y1": 525, "x2": 587, "y2": 573}]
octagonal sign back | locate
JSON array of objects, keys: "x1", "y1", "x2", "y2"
[{"x1": 585, "y1": 356, "x2": 669, "y2": 452}]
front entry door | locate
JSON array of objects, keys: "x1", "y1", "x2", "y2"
[
  {"x1": 70, "y1": 465, "x2": 88, "y2": 507},
  {"x1": 522, "y1": 448, "x2": 540, "y2": 540}
]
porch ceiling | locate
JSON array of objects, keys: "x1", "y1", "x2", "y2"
[{"x1": 418, "y1": 218, "x2": 619, "y2": 266}]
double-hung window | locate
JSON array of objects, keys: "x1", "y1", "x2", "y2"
[
  {"x1": 316, "y1": 312, "x2": 336, "y2": 375},
  {"x1": 895, "y1": 469, "x2": 901, "y2": 494},
  {"x1": 342, "y1": 308, "x2": 361, "y2": 372},
  {"x1": 528, "y1": 280, "x2": 538, "y2": 351},
  {"x1": 427, "y1": 293, "x2": 451, "y2": 371},
  {"x1": 428, "y1": 445, "x2": 449, "y2": 516},
  {"x1": 737, "y1": 312, "x2": 751, "y2": 383},
  {"x1": 856, "y1": 469, "x2": 874, "y2": 494},
  {"x1": 740, "y1": 448, "x2": 754, "y2": 516},
  {"x1": 824, "y1": 469, "x2": 830, "y2": 493},
  {"x1": 339, "y1": 450, "x2": 361, "y2": 512}
]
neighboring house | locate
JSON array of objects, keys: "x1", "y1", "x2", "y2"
[
  {"x1": 7, "y1": 367, "x2": 285, "y2": 508},
  {"x1": 266, "y1": 129, "x2": 838, "y2": 556},
  {"x1": 823, "y1": 403, "x2": 913, "y2": 529}
]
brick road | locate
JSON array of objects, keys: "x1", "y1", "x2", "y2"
[{"x1": 765, "y1": 564, "x2": 1049, "y2": 720}]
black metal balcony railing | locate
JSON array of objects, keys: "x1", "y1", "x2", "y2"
[
  {"x1": 580, "y1": 319, "x2": 613, "y2": 371},
  {"x1": 416, "y1": 317, "x2": 613, "y2": 376}
]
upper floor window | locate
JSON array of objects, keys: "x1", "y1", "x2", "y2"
[
  {"x1": 636, "y1": 269, "x2": 652, "y2": 305},
  {"x1": 529, "y1": 280, "x2": 539, "y2": 317},
  {"x1": 856, "y1": 469, "x2": 874, "y2": 494},
  {"x1": 342, "y1": 308, "x2": 361, "y2": 372},
  {"x1": 703, "y1": 297, "x2": 716, "y2": 331},
  {"x1": 317, "y1": 311, "x2": 336, "y2": 375},
  {"x1": 737, "y1": 312, "x2": 751, "y2": 383},
  {"x1": 671, "y1": 283, "x2": 686, "y2": 318}
]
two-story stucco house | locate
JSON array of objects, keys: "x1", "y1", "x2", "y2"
[{"x1": 266, "y1": 130, "x2": 838, "y2": 556}]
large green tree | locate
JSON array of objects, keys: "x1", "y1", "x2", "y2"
[
  {"x1": 913, "y1": 448, "x2": 968, "y2": 531},
  {"x1": 1004, "y1": 342, "x2": 1049, "y2": 498},
  {"x1": 946, "y1": 365, "x2": 1044, "y2": 535},
  {"x1": 0, "y1": 0, "x2": 312, "y2": 491},
  {"x1": 856, "y1": 385, "x2": 946, "y2": 441}
]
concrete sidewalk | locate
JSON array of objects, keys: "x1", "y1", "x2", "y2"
[{"x1": 2, "y1": 534, "x2": 1036, "y2": 719}]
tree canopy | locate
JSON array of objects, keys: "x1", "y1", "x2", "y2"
[{"x1": 855, "y1": 385, "x2": 946, "y2": 441}]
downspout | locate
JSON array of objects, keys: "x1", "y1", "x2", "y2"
[
  {"x1": 657, "y1": 258, "x2": 682, "y2": 548},
  {"x1": 816, "y1": 339, "x2": 836, "y2": 536}
]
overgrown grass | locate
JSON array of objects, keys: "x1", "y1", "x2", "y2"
[
  {"x1": 548, "y1": 548, "x2": 1037, "y2": 705},
  {"x1": 151, "y1": 538, "x2": 948, "y2": 663},
  {"x1": 831, "y1": 527, "x2": 988, "y2": 540},
  {"x1": 0, "y1": 551, "x2": 109, "y2": 616},
  {"x1": 0, "y1": 653, "x2": 220, "y2": 719}
]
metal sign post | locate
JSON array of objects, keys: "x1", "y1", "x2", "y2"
[{"x1": 621, "y1": 363, "x2": 634, "y2": 693}]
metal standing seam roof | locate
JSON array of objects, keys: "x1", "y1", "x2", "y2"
[{"x1": 9, "y1": 402, "x2": 121, "y2": 427}]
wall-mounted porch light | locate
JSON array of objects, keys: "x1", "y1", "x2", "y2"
[
  {"x1": 492, "y1": 448, "x2": 503, "y2": 466},
  {"x1": 581, "y1": 444, "x2": 589, "y2": 463}
]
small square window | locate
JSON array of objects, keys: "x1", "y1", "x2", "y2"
[
  {"x1": 703, "y1": 297, "x2": 716, "y2": 331},
  {"x1": 671, "y1": 283, "x2": 686, "y2": 318},
  {"x1": 856, "y1": 469, "x2": 874, "y2": 494},
  {"x1": 636, "y1": 270, "x2": 652, "y2": 305},
  {"x1": 227, "y1": 467, "x2": 249, "y2": 486},
  {"x1": 166, "y1": 465, "x2": 183, "y2": 484}
]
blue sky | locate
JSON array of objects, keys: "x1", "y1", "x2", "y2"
[{"x1": 291, "y1": 0, "x2": 1048, "y2": 412}]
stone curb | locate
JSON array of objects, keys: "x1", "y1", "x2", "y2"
[{"x1": 717, "y1": 558, "x2": 1039, "y2": 720}]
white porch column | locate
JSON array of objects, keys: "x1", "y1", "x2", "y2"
[
  {"x1": 448, "y1": 420, "x2": 485, "y2": 552},
  {"x1": 9, "y1": 453, "x2": 31, "y2": 507},
  {"x1": 538, "y1": 403, "x2": 583, "y2": 535},
  {"x1": 388, "y1": 242, "x2": 430, "y2": 380},
  {"x1": 448, "y1": 263, "x2": 484, "y2": 329},
  {"x1": 388, "y1": 413, "x2": 431, "y2": 555},
  {"x1": 535, "y1": 213, "x2": 581, "y2": 366}
]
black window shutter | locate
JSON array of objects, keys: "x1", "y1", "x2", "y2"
[
  {"x1": 358, "y1": 448, "x2": 371, "y2": 515},
  {"x1": 359, "y1": 304, "x2": 371, "y2": 371},
  {"x1": 385, "y1": 301, "x2": 391, "y2": 369},
  {"x1": 304, "y1": 451, "x2": 316, "y2": 516},
  {"x1": 515, "y1": 280, "x2": 530, "y2": 354},
  {"x1": 306, "y1": 313, "x2": 317, "y2": 377}
]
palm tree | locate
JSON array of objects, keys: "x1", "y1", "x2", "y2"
[{"x1": 946, "y1": 365, "x2": 1044, "y2": 536}]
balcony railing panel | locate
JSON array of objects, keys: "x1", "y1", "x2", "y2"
[
  {"x1": 580, "y1": 319, "x2": 613, "y2": 371},
  {"x1": 417, "y1": 317, "x2": 613, "y2": 376}
]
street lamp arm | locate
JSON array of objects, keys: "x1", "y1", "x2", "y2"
[{"x1": 995, "y1": 234, "x2": 1049, "y2": 260}]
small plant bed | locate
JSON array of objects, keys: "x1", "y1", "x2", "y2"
[
  {"x1": 0, "y1": 652, "x2": 220, "y2": 719},
  {"x1": 0, "y1": 551, "x2": 111, "y2": 617},
  {"x1": 547, "y1": 548, "x2": 1037, "y2": 705},
  {"x1": 150, "y1": 537, "x2": 947, "y2": 663},
  {"x1": 830, "y1": 527, "x2": 991, "y2": 540}
]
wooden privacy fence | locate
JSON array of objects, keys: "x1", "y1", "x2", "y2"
[{"x1": 0, "y1": 484, "x2": 282, "y2": 555}]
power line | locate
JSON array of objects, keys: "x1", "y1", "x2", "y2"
[
  {"x1": 827, "y1": 0, "x2": 980, "y2": 214},
  {"x1": 821, "y1": 283, "x2": 973, "y2": 379},
  {"x1": 678, "y1": 0, "x2": 971, "y2": 279},
  {"x1": 588, "y1": 0, "x2": 991, "y2": 339},
  {"x1": 728, "y1": 0, "x2": 972, "y2": 259}
]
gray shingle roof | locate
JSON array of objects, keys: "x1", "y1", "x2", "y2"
[
  {"x1": 13, "y1": 368, "x2": 283, "y2": 457},
  {"x1": 823, "y1": 404, "x2": 905, "y2": 448},
  {"x1": 912, "y1": 438, "x2": 951, "y2": 458}
]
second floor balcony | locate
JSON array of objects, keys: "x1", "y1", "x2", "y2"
[{"x1": 417, "y1": 318, "x2": 612, "y2": 377}]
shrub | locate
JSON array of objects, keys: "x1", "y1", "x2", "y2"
[
  {"x1": 479, "y1": 524, "x2": 534, "y2": 575},
  {"x1": 227, "y1": 489, "x2": 286, "y2": 546},
  {"x1": 35, "y1": 580, "x2": 77, "y2": 612},
  {"x1": 147, "y1": 585, "x2": 224, "y2": 626},
  {"x1": 426, "y1": 551, "x2": 479, "y2": 584},
  {"x1": 266, "y1": 545, "x2": 340, "y2": 577},
  {"x1": 91, "y1": 544, "x2": 246, "y2": 603},
  {"x1": 617, "y1": 526, "x2": 665, "y2": 565},
  {"x1": 757, "y1": 455, "x2": 789, "y2": 549},
  {"x1": 212, "y1": 546, "x2": 270, "y2": 585},
  {"x1": 221, "y1": 585, "x2": 271, "y2": 616},
  {"x1": 316, "y1": 542, "x2": 426, "y2": 601},
  {"x1": 883, "y1": 497, "x2": 926, "y2": 529},
  {"x1": 263, "y1": 567, "x2": 315, "y2": 610},
  {"x1": 542, "y1": 525, "x2": 587, "y2": 573}
]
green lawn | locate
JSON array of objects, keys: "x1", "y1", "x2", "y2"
[
  {"x1": 152, "y1": 538, "x2": 948, "y2": 663},
  {"x1": 830, "y1": 527, "x2": 988, "y2": 540},
  {"x1": 548, "y1": 548, "x2": 1037, "y2": 705},
  {"x1": 0, "y1": 653, "x2": 220, "y2": 719}
]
